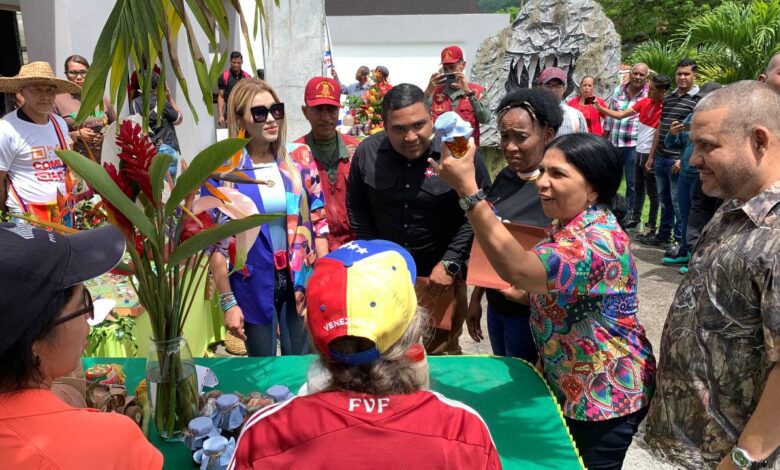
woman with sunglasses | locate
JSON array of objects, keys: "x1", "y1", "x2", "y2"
[
  {"x1": 0, "y1": 223, "x2": 162, "y2": 469},
  {"x1": 466, "y1": 88, "x2": 561, "y2": 363},
  {"x1": 53, "y1": 54, "x2": 117, "y2": 161},
  {"x1": 209, "y1": 78, "x2": 329, "y2": 357},
  {"x1": 433, "y1": 133, "x2": 656, "y2": 470}
]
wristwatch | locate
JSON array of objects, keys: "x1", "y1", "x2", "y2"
[
  {"x1": 441, "y1": 260, "x2": 461, "y2": 278},
  {"x1": 459, "y1": 189, "x2": 487, "y2": 211},
  {"x1": 730, "y1": 446, "x2": 767, "y2": 469}
]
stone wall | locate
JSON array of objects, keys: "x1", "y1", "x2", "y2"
[{"x1": 471, "y1": 0, "x2": 621, "y2": 150}]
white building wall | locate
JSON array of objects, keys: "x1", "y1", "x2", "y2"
[
  {"x1": 261, "y1": 0, "x2": 327, "y2": 140},
  {"x1": 327, "y1": 13, "x2": 509, "y2": 90},
  {"x1": 18, "y1": 0, "x2": 259, "y2": 160}
]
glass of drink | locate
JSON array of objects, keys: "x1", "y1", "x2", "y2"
[{"x1": 445, "y1": 136, "x2": 469, "y2": 159}]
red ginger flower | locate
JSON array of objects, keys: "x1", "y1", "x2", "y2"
[
  {"x1": 116, "y1": 120, "x2": 156, "y2": 202},
  {"x1": 102, "y1": 162, "x2": 136, "y2": 237},
  {"x1": 180, "y1": 211, "x2": 215, "y2": 242}
]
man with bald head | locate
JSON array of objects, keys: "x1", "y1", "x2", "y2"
[
  {"x1": 758, "y1": 52, "x2": 780, "y2": 92},
  {"x1": 645, "y1": 81, "x2": 780, "y2": 470},
  {"x1": 604, "y1": 63, "x2": 650, "y2": 228}
]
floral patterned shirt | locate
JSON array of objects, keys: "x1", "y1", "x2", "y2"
[{"x1": 530, "y1": 205, "x2": 656, "y2": 421}]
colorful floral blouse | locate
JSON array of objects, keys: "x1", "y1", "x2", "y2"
[{"x1": 529, "y1": 205, "x2": 656, "y2": 421}]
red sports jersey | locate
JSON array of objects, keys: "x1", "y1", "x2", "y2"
[
  {"x1": 631, "y1": 97, "x2": 663, "y2": 128},
  {"x1": 631, "y1": 97, "x2": 664, "y2": 153},
  {"x1": 229, "y1": 390, "x2": 502, "y2": 469}
]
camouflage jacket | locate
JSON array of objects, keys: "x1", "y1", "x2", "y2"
[{"x1": 644, "y1": 180, "x2": 780, "y2": 468}]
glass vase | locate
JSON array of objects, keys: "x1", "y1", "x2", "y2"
[{"x1": 145, "y1": 336, "x2": 199, "y2": 441}]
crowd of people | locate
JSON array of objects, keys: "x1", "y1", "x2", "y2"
[{"x1": 0, "y1": 43, "x2": 778, "y2": 470}]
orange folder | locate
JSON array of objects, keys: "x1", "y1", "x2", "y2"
[{"x1": 466, "y1": 223, "x2": 547, "y2": 290}]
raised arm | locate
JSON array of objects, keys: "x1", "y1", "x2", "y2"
[
  {"x1": 594, "y1": 100, "x2": 637, "y2": 120},
  {"x1": 431, "y1": 141, "x2": 549, "y2": 294}
]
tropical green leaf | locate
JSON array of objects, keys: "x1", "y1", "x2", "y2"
[
  {"x1": 57, "y1": 150, "x2": 159, "y2": 247},
  {"x1": 186, "y1": 0, "x2": 218, "y2": 46},
  {"x1": 628, "y1": 39, "x2": 694, "y2": 78},
  {"x1": 163, "y1": 138, "x2": 249, "y2": 216},
  {"x1": 149, "y1": 153, "x2": 174, "y2": 205},
  {"x1": 77, "y1": 0, "x2": 277, "y2": 130},
  {"x1": 168, "y1": 213, "x2": 281, "y2": 266},
  {"x1": 76, "y1": 0, "x2": 125, "y2": 124}
]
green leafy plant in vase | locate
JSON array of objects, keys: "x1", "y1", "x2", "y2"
[{"x1": 57, "y1": 120, "x2": 277, "y2": 440}]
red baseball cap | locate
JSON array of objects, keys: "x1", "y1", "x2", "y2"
[
  {"x1": 539, "y1": 67, "x2": 567, "y2": 85},
  {"x1": 441, "y1": 46, "x2": 464, "y2": 65},
  {"x1": 304, "y1": 77, "x2": 341, "y2": 107}
]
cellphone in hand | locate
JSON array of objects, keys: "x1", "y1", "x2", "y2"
[
  {"x1": 682, "y1": 122, "x2": 691, "y2": 131},
  {"x1": 584, "y1": 96, "x2": 596, "y2": 105}
]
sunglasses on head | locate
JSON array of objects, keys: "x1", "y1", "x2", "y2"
[
  {"x1": 249, "y1": 103, "x2": 285, "y2": 123},
  {"x1": 54, "y1": 288, "x2": 94, "y2": 327}
]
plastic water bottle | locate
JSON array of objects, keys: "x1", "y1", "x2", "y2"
[{"x1": 405, "y1": 343, "x2": 430, "y2": 390}]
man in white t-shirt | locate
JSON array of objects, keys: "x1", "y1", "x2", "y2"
[{"x1": 0, "y1": 62, "x2": 78, "y2": 219}]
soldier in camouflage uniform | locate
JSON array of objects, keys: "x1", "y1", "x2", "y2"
[{"x1": 645, "y1": 81, "x2": 780, "y2": 469}]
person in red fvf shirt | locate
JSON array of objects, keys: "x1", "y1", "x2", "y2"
[
  {"x1": 293, "y1": 76, "x2": 360, "y2": 251},
  {"x1": 229, "y1": 240, "x2": 501, "y2": 470},
  {"x1": 424, "y1": 46, "x2": 491, "y2": 145}
]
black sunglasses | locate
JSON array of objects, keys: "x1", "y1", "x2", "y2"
[
  {"x1": 54, "y1": 288, "x2": 94, "y2": 327},
  {"x1": 250, "y1": 103, "x2": 285, "y2": 123}
]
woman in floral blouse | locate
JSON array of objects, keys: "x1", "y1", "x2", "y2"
[{"x1": 434, "y1": 132, "x2": 656, "y2": 470}]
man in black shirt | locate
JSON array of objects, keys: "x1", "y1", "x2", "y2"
[
  {"x1": 347, "y1": 83, "x2": 490, "y2": 355},
  {"x1": 217, "y1": 51, "x2": 251, "y2": 127},
  {"x1": 639, "y1": 59, "x2": 701, "y2": 248}
]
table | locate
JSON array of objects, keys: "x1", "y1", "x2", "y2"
[
  {"x1": 83, "y1": 356, "x2": 583, "y2": 469},
  {"x1": 84, "y1": 268, "x2": 225, "y2": 358}
]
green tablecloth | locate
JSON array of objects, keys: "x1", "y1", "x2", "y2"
[{"x1": 83, "y1": 356, "x2": 583, "y2": 469}]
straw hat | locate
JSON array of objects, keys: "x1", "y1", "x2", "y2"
[{"x1": 0, "y1": 61, "x2": 81, "y2": 94}]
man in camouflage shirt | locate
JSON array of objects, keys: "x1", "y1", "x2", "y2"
[{"x1": 645, "y1": 81, "x2": 780, "y2": 469}]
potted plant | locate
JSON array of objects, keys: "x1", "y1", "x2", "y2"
[{"x1": 57, "y1": 120, "x2": 277, "y2": 439}]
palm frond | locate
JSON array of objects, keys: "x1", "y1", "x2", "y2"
[
  {"x1": 76, "y1": 0, "x2": 277, "y2": 130},
  {"x1": 628, "y1": 40, "x2": 694, "y2": 78}
]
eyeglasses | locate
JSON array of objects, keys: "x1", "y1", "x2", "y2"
[
  {"x1": 497, "y1": 101, "x2": 538, "y2": 123},
  {"x1": 54, "y1": 288, "x2": 94, "y2": 326},
  {"x1": 66, "y1": 70, "x2": 88, "y2": 77},
  {"x1": 250, "y1": 103, "x2": 285, "y2": 123},
  {"x1": 543, "y1": 82, "x2": 565, "y2": 90}
]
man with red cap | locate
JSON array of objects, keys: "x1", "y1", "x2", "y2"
[
  {"x1": 294, "y1": 77, "x2": 360, "y2": 251},
  {"x1": 424, "y1": 46, "x2": 490, "y2": 145}
]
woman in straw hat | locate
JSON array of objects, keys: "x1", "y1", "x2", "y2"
[{"x1": 0, "y1": 61, "x2": 79, "y2": 222}]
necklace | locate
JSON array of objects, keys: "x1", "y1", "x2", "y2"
[{"x1": 516, "y1": 168, "x2": 540, "y2": 181}]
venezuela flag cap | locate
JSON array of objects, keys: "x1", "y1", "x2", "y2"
[{"x1": 306, "y1": 240, "x2": 417, "y2": 365}]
